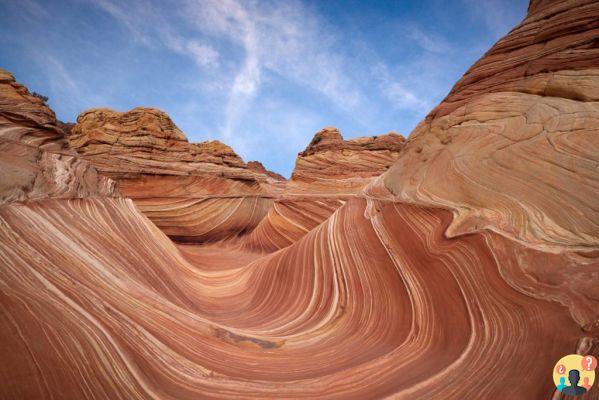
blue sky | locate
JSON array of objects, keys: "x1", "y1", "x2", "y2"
[{"x1": 0, "y1": 0, "x2": 528, "y2": 177}]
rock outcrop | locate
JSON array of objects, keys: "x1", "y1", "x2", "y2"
[
  {"x1": 69, "y1": 107, "x2": 275, "y2": 242},
  {"x1": 70, "y1": 107, "x2": 248, "y2": 176},
  {"x1": 380, "y1": 0, "x2": 599, "y2": 252},
  {"x1": 0, "y1": 69, "x2": 118, "y2": 204},
  {"x1": 247, "y1": 160, "x2": 286, "y2": 181},
  {"x1": 429, "y1": 0, "x2": 599, "y2": 120},
  {"x1": 239, "y1": 127, "x2": 405, "y2": 252},
  {"x1": 370, "y1": 0, "x2": 599, "y2": 333},
  {"x1": 291, "y1": 127, "x2": 404, "y2": 190},
  {"x1": 1, "y1": 0, "x2": 599, "y2": 399}
]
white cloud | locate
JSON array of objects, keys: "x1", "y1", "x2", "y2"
[
  {"x1": 461, "y1": 0, "x2": 525, "y2": 39},
  {"x1": 93, "y1": 0, "x2": 152, "y2": 46},
  {"x1": 179, "y1": 0, "x2": 366, "y2": 139},
  {"x1": 406, "y1": 26, "x2": 451, "y2": 54},
  {"x1": 93, "y1": 0, "x2": 221, "y2": 70},
  {"x1": 33, "y1": 53, "x2": 80, "y2": 100},
  {"x1": 32, "y1": 52, "x2": 108, "y2": 118},
  {"x1": 186, "y1": 41, "x2": 220, "y2": 68},
  {"x1": 87, "y1": 0, "x2": 453, "y2": 151},
  {"x1": 372, "y1": 62, "x2": 431, "y2": 113}
]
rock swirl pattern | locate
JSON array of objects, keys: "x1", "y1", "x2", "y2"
[{"x1": 1, "y1": 0, "x2": 599, "y2": 399}]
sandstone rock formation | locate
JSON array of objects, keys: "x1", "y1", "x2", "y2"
[
  {"x1": 239, "y1": 127, "x2": 405, "y2": 252},
  {"x1": 374, "y1": 0, "x2": 599, "y2": 330},
  {"x1": 0, "y1": 69, "x2": 118, "y2": 204},
  {"x1": 290, "y1": 126, "x2": 404, "y2": 193},
  {"x1": 1, "y1": 0, "x2": 599, "y2": 399},
  {"x1": 247, "y1": 161, "x2": 286, "y2": 181},
  {"x1": 70, "y1": 107, "x2": 248, "y2": 175},
  {"x1": 69, "y1": 107, "x2": 276, "y2": 242},
  {"x1": 68, "y1": 112, "x2": 403, "y2": 248}
]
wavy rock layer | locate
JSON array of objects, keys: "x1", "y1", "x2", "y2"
[
  {"x1": 0, "y1": 69, "x2": 118, "y2": 204},
  {"x1": 237, "y1": 128, "x2": 406, "y2": 252},
  {"x1": 1, "y1": 0, "x2": 599, "y2": 398},
  {"x1": 69, "y1": 107, "x2": 276, "y2": 242},
  {"x1": 429, "y1": 0, "x2": 599, "y2": 119},
  {"x1": 377, "y1": 0, "x2": 599, "y2": 329},
  {"x1": 238, "y1": 198, "x2": 345, "y2": 252},
  {"x1": 399, "y1": 0, "x2": 599, "y2": 252},
  {"x1": 0, "y1": 194, "x2": 591, "y2": 399}
]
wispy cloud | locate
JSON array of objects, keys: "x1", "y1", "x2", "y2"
[
  {"x1": 180, "y1": 0, "x2": 364, "y2": 139},
  {"x1": 371, "y1": 62, "x2": 431, "y2": 113},
  {"x1": 28, "y1": 51, "x2": 80, "y2": 102},
  {"x1": 182, "y1": 0, "x2": 262, "y2": 140},
  {"x1": 91, "y1": 0, "x2": 369, "y2": 149},
  {"x1": 1, "y1": 0, "x2": 528, "y2": 175},
  {"x1": 186, "y1": 41, "x2": 220, "y2": 68},
  {"x1": 93, "y1": 0, "x2": 153, "y2": 46},
  {"x1": 405, "y1": 25, "x2": 451, "y2": 54},
  {"x1": 93, "y1": 0, "x2": 220, "y2": 70},
  {"x1": 461, "y1": 0, "x2": 524, "y2": 39},
  {"x1": 30, "y1": 52, "x2": 107, "y2": 118}
]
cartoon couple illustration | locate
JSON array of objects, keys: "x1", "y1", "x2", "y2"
[{"x1": 557, "y1": 369, "x2": 591, "y2": 396}]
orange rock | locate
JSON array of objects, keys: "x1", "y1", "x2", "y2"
[
  {"x1": 374, "y1": 0, "x2": 599, "y2": 330},
  {"x1": 292, "y1": 127, "x2": 404, "y2": 184},
  {"x1": 1, "y1": 0, "x2": 599, "y2": 399},
  {"x1": 69, "y1": 107, "x2": 277, "y2": 242},
  {"x1": 247, "y1": 160, "x2": 286, "y2": 181},
  {"x1": 238, "y1": 127, "x2": 405, "y2": 252},
  {"x1": 70, "y1": 107, "x2": 248, "y2": 176},
  {"x1": 0, "y1": 68, "x2": 118, "y2": 203}
]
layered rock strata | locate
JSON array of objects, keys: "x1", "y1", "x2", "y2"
[
  {"x1": 239, "y1": 127, "x2": 405, "y2": 252},
  {"x1": 1, "y1": 0, "x2": 599, "y2": 398},
  {"x1": 0, "y1": 69, "x2": 118, "y2": 204},
  {"x1": 372, "y1": 0, "x2": 599, "y2": 327},
  {"x1": 69, "y1": 107, "x2": 276, "y2": 242}
]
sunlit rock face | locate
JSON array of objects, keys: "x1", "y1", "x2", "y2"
[
  {"x1": 1, "y1": 0, "x2": 599, "y2": 399},
  {"x1": 0, "y1": 69, "x2": 118, "y2": 204},
  {"x1": 69, "y1": 107, "x2": 278, "y2": 242},
  {"x1": 376, "y1": 0, "x2": 599, "y2": 330},
  {"x1": 247, "y1": 160, "x2": 286, "y2": 181},
  {"x1": 290, "y1": 126, "x2": 404, "y2": 194},
  {"x1": 70, "y1": 107, "x2": 248, "y2": 174},
  {"x1": 239, "y1": 127, "x2": 405, "y2": 252}
]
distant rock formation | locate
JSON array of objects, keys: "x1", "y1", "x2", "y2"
[
  {"x1": 239, "y1": 127, "x2": 405, "y2": 252},
  {"x1": 70, "y1": 107, "x2": 248, "y2": 175},
  {"x1": 292, "y1": 127, "x2": 404, "y2": 185},
  {"x1": 1, "y1": 0, "x2": 598, "y2": 399},
  {"x1": 68, "y1": 106, "x2": 276, "y2": 242},
  {"x1": 247, "y1": 160, "x2": 286, "y2": 181}
]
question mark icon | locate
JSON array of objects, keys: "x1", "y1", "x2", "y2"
[
  {"x1": 581, "y1": 355, "x2": 597, "y2": 371},
  {"x1": 556, "y1": 364, "x2": 566, "y2": 374}
]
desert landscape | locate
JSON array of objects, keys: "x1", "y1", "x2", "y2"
[{"x1": 1, "y1": 0, "x2": 598, "y2": 398}]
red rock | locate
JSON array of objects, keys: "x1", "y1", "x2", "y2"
[
  {"x1": 247, "y1": 160, "x2": 286, "y2": 181},
  {"x1": 0, "y1": 69, "x2": 118, "y2": 203},
  {"x1": 239, "y1": 127, "x2": 405, "y2": 252},
  {"x1": 1, "y1": 0, "x2": 598, "y2": 398},
  {"x1": 69, "y1": 107, "x2": 276, "y2": 242}
]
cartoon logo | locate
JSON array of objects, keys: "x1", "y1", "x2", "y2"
[{"x1": 553, "y1": 354, "x2": 597, "y2": 396}]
